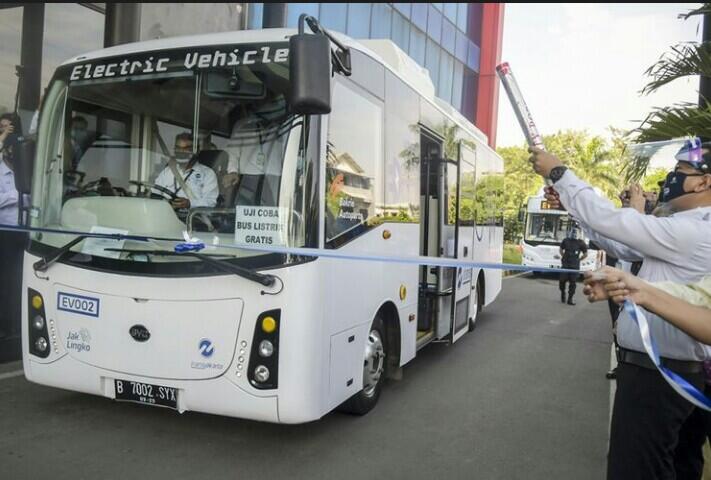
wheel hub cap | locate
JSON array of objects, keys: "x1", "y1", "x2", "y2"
[{"x1": 362, "y1": 329, "x2": 385, "y2": 397}]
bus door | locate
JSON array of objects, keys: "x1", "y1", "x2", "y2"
[
  {"x1": 453, "y1": 154, "x2": 476, "y2": 342},
  {"x1": 417, "y1": 133, "x2": 470, "y2": 344}
]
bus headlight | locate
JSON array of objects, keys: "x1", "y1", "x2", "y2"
[
  {"x1": 258, "y1": 340, "x2": 274, "y2": 357},
  {"x1": 35, "y1": 337, "x2": 48, "y2": 352},
  {"x1": 254, "y1": 365, "x2": 270, "y2": 383},
  {"x1": 28, "y1": 289, "x2": 50, "y2": 359},
  {"x1": 32, "y1": 315, "x2": 45, "y2": 330},
  {"x1": 248, "y1": 310, "x2": 280, "y2": 390}
]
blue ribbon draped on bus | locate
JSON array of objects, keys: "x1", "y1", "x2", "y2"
[{"x1": 3, "y1": 221, "x2": 711, "y2": 410}]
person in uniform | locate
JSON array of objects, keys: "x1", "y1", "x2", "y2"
[
  {"x1": 153, "y1": 132, "x2": 219, "y2": 210},
  {"x1": 558, "y1": 226, "x2": 587, "y2": 305},
  {"x1": 529, "y1": 138, "x2": 711, "y2": 480},
  {"x1": 0, "y1": 113, "x2": 25, "y2": 351}
]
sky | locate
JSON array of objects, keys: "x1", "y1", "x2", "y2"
[{"x1": 495, "y1": 3, "x2": 703, "y2": 149}]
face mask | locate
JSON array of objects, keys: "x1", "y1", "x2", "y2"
[
  {"x1": 71, "y1": 129, "x2": 87, "y2": 143},
  {"x1": 660, "y1": 170, "x2": 705, "y2": 203},
  {"x1": 174, "y1": 151, "x2": 192, "y2": 164}
]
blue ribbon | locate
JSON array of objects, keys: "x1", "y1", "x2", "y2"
[
  {"x1": 6, "y1": 222, "x2": 709, "y2": 407},
  {"x1": 174, "y1": 241, "x2": 206, "y2": 253},
  {"x1": 623, "y1": 301, "x2": 711, "y2": 411},
  {"x1": 0, "y1": 223, "x2": 580, "y2": 274}
]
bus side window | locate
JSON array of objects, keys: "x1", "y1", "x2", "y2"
[
  {"x1": 383, "y1": 73, "x2": 420, "y2": 223},
  {"x1": 325, "y1": 80, "x2": 383, "y2": 246}
]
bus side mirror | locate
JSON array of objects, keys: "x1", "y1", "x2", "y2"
[
  {"x1": 289, "y1": 32, "x2": 332, "y2": 115},
  {"x1": 518, "y1": 208, "x2": 525, "y2": 223},
  {"x1": 13, "y1": 137, "x2": 35, "y2": 194}
]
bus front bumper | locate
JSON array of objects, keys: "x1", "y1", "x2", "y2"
[{"x1": 25, "y1": 356, "x2": 280, "y2": 423}]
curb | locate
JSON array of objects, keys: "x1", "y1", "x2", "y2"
[{"x1": 504, "y1": 270, "x2": 531, "y2": 279}]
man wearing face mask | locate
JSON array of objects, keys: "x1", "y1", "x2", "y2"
[
  {"x1": 558, "y1": 226, "x2": 588, "y2": 305},
  {"x1": 153, "y1": 132, "x2": 218, "y2": 211},
  {"x1": 529, "y1": 138, "x2": 711, "y2": 480}
]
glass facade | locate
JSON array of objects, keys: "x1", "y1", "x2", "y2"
[
  {"x1": 0, "y1": 7, "x2": 24, "y2": 115},
  {"x1": 140, "y1": 3, "x2": 245, "y2": 40},
  {"x1": 0, "y1": 3, "x2": 484, "y2": 131},
  {"x1": 284, "y1": 3, "x2": 481, "y2": 123},
  {"x1": 42, "y1": 4, "x2": 104, "y2": 92}
]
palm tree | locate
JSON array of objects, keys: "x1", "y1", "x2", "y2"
[{"x1": 624, "y1": 3, "x2": 711, "y2": 181}]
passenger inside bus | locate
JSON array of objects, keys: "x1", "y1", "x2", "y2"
[
  {"x1": 221, "y1": 92, "x2": 289, "y2": 207},
  {"x1": 69, "y1": 116, "x2": 91, "y2": 171}
]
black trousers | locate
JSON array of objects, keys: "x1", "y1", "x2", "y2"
[
  {"x1": 558, "y1": 272, "x2": 577, "y2": 296},
  {"x1": 673, "y1": 385, "x2": 711, "y2": 480},
  {"x1": 608, "y1": 362, "x2": 706, "y2": 480},
  {"x1": 0, "y1": 230, "x2": 26, "y2": 338}
]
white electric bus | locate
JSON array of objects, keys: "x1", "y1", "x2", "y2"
[
  {"x1": 17, "y1": 21, "x2": 503, "y2": 423},
  {"x1": 520, "y1": 189, "x2": 603, "y2": 272}
]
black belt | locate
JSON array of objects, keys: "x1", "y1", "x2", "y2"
[{"x1": 618, "y1": 347, "x2": 704, "y2": 374}]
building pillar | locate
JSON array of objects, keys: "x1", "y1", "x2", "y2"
[
  {"x1": 475, "y1": 3, "x2": 505, "y2": 149},
  {"x1": 19, "y1": 3, "x2": 44, "y2": 113},
  {"x1": 263, "y1": 3, "x2": 287, "y2": 28},
  {"x1": 104, "y1": 3, "x2": 141, "y2": 47}
]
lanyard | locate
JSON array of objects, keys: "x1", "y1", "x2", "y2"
[{"x1": 173, "y1": 169, "x2": 194, "y2": 195}]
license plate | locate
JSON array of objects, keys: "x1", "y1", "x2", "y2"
[{"x1": 114, "y1": 379, "x2": 178, "y2": 410}]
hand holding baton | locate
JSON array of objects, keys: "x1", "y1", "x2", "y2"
[{"x1": 496, "y1": 62, "x2": 563, "y2": 209}]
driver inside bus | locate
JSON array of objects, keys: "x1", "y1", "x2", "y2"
[{"x1": 152, "y1": 132, "x2": 219, "y2": 210}]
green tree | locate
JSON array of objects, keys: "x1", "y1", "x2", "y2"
[
  {"x1": 641, "y1": 168, "x2": 668, "y2": 192},
  {"x1": 625, "y1": 3, "x2": 711, "y2": 181},
  {"x1": 497, "y1": 130, "x2": 626, "y2": 242}
]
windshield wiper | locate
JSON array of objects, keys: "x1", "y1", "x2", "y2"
[
  {"x1": 33, "y1": 232, "x2": 173, "y2": 273},
  {"x1": 33, "y1": 235, "x2": 90, "y2": 272},
  {"x1": 105, "y1": 248, "x2": 276, "y2": 287}
]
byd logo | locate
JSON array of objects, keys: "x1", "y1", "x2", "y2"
[
  {"x1": 129, "y1": 325, "x2": 150, "y2": 342},
  {"x1": 199, "y1": 339, "x2": 215, "y2": 358}
]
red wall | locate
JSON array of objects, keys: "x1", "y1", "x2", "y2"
[{"x1": 475, "y1": 3, "x2": 505, "y2": 149}]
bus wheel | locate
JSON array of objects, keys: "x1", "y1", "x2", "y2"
[
  {"x1": 341, "y1": 316, "x2": 387, "y2": 415},
  {"x1": 469, "y1": 281, "x2": 483, "y2": 332}
]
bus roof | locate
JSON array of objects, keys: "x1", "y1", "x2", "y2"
[{"x1": 59, "y1": 28, "x2": 492, "y2": 149}]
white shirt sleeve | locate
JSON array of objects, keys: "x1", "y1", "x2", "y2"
[
  {"x1": 227, "y1": 154, "x2": 239, "y2": 174},
  {"x1": 152, "y1": 167, "x2": 174, "y2": 196},
  {"x1": 580, "y1": 223, "x2": 644, "y2": 262},
  {"x1": 0, "y1": 183, "x2": 18, "y2": 209},
  {"x1": 555, "y1": 170, "x2": 701, "y2": 266}
]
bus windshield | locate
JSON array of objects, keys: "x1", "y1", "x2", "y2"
[
  {"x1": 29, "y1": 43, "x2": 317, "y2": 274},
  {"x1": 525, "y1": 213, "x2": 575, "y2": 244}
]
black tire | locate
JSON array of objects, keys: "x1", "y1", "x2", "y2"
[
  {"x1": 340, "y1": 315, "x2": 387, "y2": 416},
  {"x1": 469, "y1": 281, "x2": 483, "y2": 332}
]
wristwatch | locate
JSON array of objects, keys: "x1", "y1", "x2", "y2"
[{"x1": 549, "y1": 166, "x2": 568, "y2": 184}]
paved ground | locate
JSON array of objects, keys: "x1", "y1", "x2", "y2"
[{"x1": 0, "y1": 275, "x2": 613, "y2": 480}]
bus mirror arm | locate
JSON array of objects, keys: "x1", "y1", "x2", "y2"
[{"x1": 300, "y1": 14, "x2": 352, "y2": 76}]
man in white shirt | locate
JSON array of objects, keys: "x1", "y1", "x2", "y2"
[
  {"x1": 221, "y1": 95, "x2": 289, "y2": 206},
  {"x1": 530, "y1": 138, "x2": 711, "y2": 480},
  {"x1": 0, "y1": 113, "x2": 19, "y2": 226},
  {"x1": 153, "y1": 132, "x2": 219, "y2": 210},
  {"x1": 0, "y1": 113, "x2": 25, "y2": 346}
]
